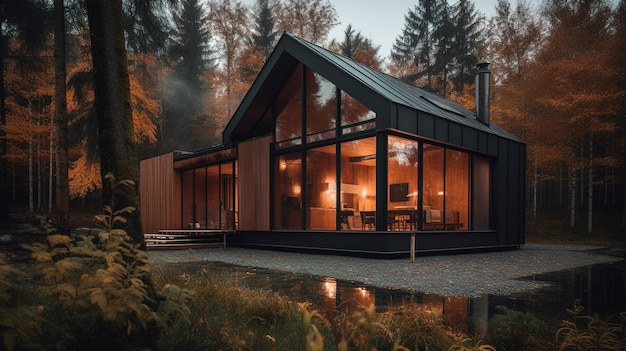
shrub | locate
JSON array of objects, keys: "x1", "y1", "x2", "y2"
[
  {"x1": 483, "y1": 305, "x2": 554, "y2": 351},
  {"x1": 1, "y1": 175, "x2": 193, "y2": 351},
  {"x1": 556, "y1": 300, "x2": 626, "y2": 351}
]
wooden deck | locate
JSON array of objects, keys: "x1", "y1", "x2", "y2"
[{"x1": 145, "y1": 229, "x2": 235, "y2": 250}]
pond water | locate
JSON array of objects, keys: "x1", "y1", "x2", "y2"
[{"x1": 168, "y1": 257, "x2": 626, "y2": 334}]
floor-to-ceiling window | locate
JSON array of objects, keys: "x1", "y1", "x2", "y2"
[
  {"x1": 206, "y1": 165, "x2": 220, "y2": 228},
  {"x1": 340, "y1": 137, "x2": 376, "y2": 231},
  {"x1": 272, "y1": 64, "x2": 376, "y2": 231},
  {"x1": 387, "y1": 136, "x2": 418, "y2": 230},
  {"x1": 274, "y1": 152, "x2": 302, "y2": 229},
  {"x1": 181, "y1": 169, "x2": 196, "y2": 228},
  {"x1": 306, "y1": 145, "x2": 336, "y2": 230},
  {"x1": 179, "y1": 158, "x2": 238, "y2": 230},
  {"x1": 270, "y1": 63, "x2": 490, "y2": 233},
  {"x1": 446, "y1": 149, "x2": 469, "y2": 230},
  {"x1": 422, "y1": 144, "x2": 445, "y2": 230}
]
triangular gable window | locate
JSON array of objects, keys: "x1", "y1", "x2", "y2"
[{"x1": 275, "y1": 65, "x2": 376, "y2": 150}]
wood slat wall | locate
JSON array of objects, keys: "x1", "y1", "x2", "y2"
[
  {"x1": 139, "y1": 153, "x2": 181, "y2": 233},
  {"x1": 238, "y1": 136, "x2": 272, "y2": 230}
]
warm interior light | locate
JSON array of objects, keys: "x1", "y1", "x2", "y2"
[
  {"x1": 323, "y1": 279, "x2": 336, "y2": 299},
  {"x1": 279, "y1": 158, "x2": 287, "y2": 171},
  {"x1": 362, "y1": 188, "x2": 367, "y2": 210},
  {"x1": 326, "y1": 181, "x2": 336, "y2": 194},
  {"x1": 293, "y1": 184, "x2": 301, "y2": 195}
]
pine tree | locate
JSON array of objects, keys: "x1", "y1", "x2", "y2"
[
  {"x1": 249, "y1": 0, "x2": 278, "y2": 59},
  {"x1": 330, "y1": 25, "x2": 382, "y2": 69},
  {"x1": 165, "y1": 0, "x2": 214, "y2": 151},
  {"x1": 391, "y1": 0, "x2": 445, "y2": 92},
  {"x1": 450, "y1": 0, "x2": 482, "y2": 94}
]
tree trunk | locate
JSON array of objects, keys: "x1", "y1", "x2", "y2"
[
  {"x1": 49, "y1": 126, "x2": 54, "y2": 213},
  {"x1": 37, "y1": 115, "x2": 41, "y2": 209},
  {"x1": 533, "y1": 160, "x2": 537, "y2": 220},
  {"x1": 0, "y1": 29, "x2": 9, "y2": 221},
  {"x1": 28, "y1": 104, "x2": 34, "y2": 213},
  {"x1": 54, "y1": 0, "x2": 70, "y2": 232},
  {"x1": 569, "y1": 146, "x2": 576, "y2": 229},
  {"x1": 587, "y1": 132, "x2": 593, "y2": 234},
  {"x1": 85, "y1": 0, "x2": 144, "y2": 246}
]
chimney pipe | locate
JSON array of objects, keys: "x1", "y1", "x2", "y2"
[{"x1": 475, "y1": 62, "x2": 490, "y2": 125}]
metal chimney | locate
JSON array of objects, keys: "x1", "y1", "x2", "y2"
[{"x1": 475, "y1": 62, "x2": 491, "y2": 125}]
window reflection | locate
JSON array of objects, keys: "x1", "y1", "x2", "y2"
[
  {"x1": 306, "y1": 70, "x2": 336, "y2": 142},
  {"x1": 181, "y1": 163, "x2": 238, "y2": 230},
  {"x1": 275, "y1": 65, "x2": 302, "y2": 148},
  {"x1": 340, "y1": 91, "x2": 375, "y2": 134}
]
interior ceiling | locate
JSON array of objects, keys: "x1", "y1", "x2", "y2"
[{"x1": 306, "y1": 138, "x2": 377, "y2": 166}]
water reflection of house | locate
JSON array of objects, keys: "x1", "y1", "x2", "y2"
[
  {"x1": 319, "y1": 279, "x2": 480, "y2": 333},
  {"x1": 140, "y1": 32, "x2": 526, "y2": 257}
]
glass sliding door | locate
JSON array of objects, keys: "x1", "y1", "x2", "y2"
[
  {"x1": 387, "y1": 136, "x2": 418, "y2": 231},
  {"x1": 305, "y1": 145, "x2": 336, "y2": 230},
  {"x1": 220, "y1": 161, "x2": 237, "y2": 229},
  {"x1": 422, "y1": 144, "x2": 444, "y2": 230},
  {"x1": 340, "y1": 137, "x2": 376, "y2": 231},
  {"x1": 206, "y1": 165, "x2": 220, "y2": 228},
  {"x1": 194, "y1": 167, "x2": 208, "y2": 228},
  {"x1": 181, "y1": 169, "x2": 195, "y2": 229},
  {"x1": 274, "y1": 152, "x2": 303, "y2": 229}
]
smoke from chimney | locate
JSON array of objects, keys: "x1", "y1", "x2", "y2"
[{"x1": 475, "y1": 62, "x2": 490, "y2": 125}]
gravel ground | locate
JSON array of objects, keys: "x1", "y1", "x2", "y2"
[{"x1": 148, "y1": 244, "x2": 624, "y2": 298}]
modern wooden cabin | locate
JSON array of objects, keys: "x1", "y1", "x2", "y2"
[{"x1": 140, "y1": 32, "x2": 526, "y2": 257}]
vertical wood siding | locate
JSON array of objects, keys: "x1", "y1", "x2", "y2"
[
  {"x1": 238, "y1": 136, "x2": 272, "y2": 230},
  {"x1": 139, "y1": 153, "x2": 181, "y2": 233}
]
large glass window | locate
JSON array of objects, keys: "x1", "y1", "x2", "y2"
[
  {"x1": 340, "y1": 91, "x2": 375, "y2": 135},
  {"x1": 306, "y1": 145, "x2": 336, "y2": 230},
  {"x1": 445, "y1": 149, "x2": 469, "y2": 231},
  {"x1": 194, "y1": 167, "x2": 208, "y2": 228},
  {"x1": 341, "y1": 137, "x2": 376, "y2": 231},
  {"x1": 306, "y1": 70, "x2": 336, "y2": 143},
  {"x1": 181, "y1": 169, "x2": 195, "y2": 228},
  {"x1": 422, "y1": 144, "x2": 444, "y2": 230},
  {"x1": 387, "y1": 136, "x2": 418, "y2": 231},
  {"x1": 275, "y1": 65, "x2": 302, "y2": 149},
  {"x1": 206, "y1": 165, "x2": 220, "y2": 228},
  {"x1": 274, "y1": 152, "x2": 302, "y2": 229},
  {"x1": 180, "y1": 163, "x2": 238, "y2": 230},
  {"x1": 220, "y1": 161, "x2": 238, "y2": 229}
]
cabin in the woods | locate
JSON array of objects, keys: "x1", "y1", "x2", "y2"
[{"x1": 139, "y1": 32, "x2": 526, "y2": 257}]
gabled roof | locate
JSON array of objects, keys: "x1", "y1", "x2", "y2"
[{"x1": 223, "y1": 32, "x2": 521, "y2": 145}]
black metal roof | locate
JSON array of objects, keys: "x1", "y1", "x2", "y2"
[{"x1": 222, "y1": 32, "x2": 522, "y2": 145}]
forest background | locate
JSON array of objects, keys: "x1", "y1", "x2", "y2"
[{"x1": 1, "y1": 0, "x2": 625, "y2": 239}]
